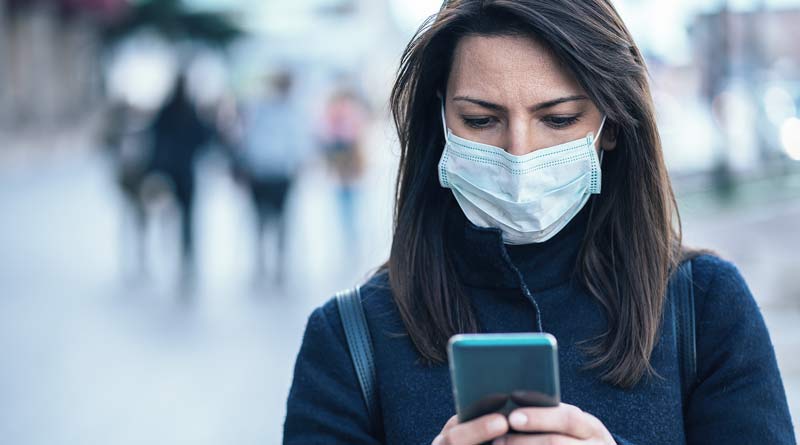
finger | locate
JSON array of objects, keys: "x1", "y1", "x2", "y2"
[
  {"x1": 439, "y1": 413, "x2": 508, "y2": 445},
  {"x1": 442, "y1": 415, "x2": 459, "y2": 432},
  {"x1": 497, "y1": 433, "x2": 589, "y2": 445},
  {"x1": 507, "y1": 403, "x2": 600, "y2": 439}
]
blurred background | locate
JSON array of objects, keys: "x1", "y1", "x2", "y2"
[{"x1": 0, "y1": 0, "x2": 798, "y2": 443}]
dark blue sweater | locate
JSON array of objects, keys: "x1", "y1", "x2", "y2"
[{"x1": 283, "y1": 204, "x2": 796, "y2": 444}]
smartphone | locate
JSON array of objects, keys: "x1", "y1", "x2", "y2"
[{"x1": 447, "y1": 333, "x2": 560, "y2": 423}]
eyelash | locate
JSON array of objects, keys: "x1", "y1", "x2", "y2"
[
  {"x1": 461, "y1": 114, "x2": 583, "y2": 130},
  {"x1": 462, "y1": 116, "x2": 497, "y2": 129},
  {"x1": 543, "y1": 114, "x2": 582, "y2": 128}
]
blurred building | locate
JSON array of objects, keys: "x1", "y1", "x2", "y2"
[
  {"x1": 691, "y1": 6, "x2": 800, "y2": 167},
  {"x1": 692, "y1": 6, "x2": 800, "y2": 85},
  {"x1": 0, "y1": 0, "x2": 408, "y2": 129},
  {"x1": 0, "y1": 0, "x2": 125, "y2": 129}
]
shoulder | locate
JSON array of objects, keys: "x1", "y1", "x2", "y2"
[
  {"x1": 677, "y1": 257, "x2": 794, "y2": 442},
  {"x1": 688, "y1": 253, "x2": 752, "y2": 307},
  {"x1": 286, "y1": 276, "x2": 392, "y2": 443},
  {"x1": 309, "y1": 269, "x2": 399, "y2": 346},
  {"x1": 686, "y1": 253, "x2": 765, "y2": 337},
  {"x1": 688, "y1": 253, "x2": 747, "y2": 294}
]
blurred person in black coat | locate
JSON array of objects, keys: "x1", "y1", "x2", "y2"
[{"x1": 148, "y1": 74, "x2": 214, "y2": 278}]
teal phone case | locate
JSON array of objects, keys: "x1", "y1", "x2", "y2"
[{"x1": 447, "y1": 333, "x2": 561, "y2": 423}]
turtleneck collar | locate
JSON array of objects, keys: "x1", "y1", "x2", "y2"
[{"x1": 444, "y1": 198, "x2": 591, "y2": 292}]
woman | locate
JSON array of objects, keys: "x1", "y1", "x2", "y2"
[{"x1": 283, "y1": 1, "x2": 796, "y2": 444}]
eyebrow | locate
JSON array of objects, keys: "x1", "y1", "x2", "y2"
[{"x1": 452, "y1": 95, "x2": 589, "y2": 112}]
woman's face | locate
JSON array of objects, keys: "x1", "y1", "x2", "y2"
[{"x1": 444, "y1": 34, "x2": 615, "y2": 156}]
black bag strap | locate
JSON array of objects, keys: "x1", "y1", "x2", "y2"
[
  {"x1": 335, "y1": 287, "x2": 380, "y2": 426},
  {"x1": 670, "y1": 260, "x2": 697, "y2": 410}
]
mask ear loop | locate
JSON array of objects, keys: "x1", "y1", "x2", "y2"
[
  {"x1": 593, "y1": 116, "x2": 608, "y2": 164},
  {"x1": 438, "y1": 94, "x2": 449, "y2": 142},
  {"x1": 437, "y1": 93, "x2": 452, "y2": 188},
  {"x1": 593, "y1": 116, "x2": 607, "y2": 144}
]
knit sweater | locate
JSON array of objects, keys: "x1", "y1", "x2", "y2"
[{"x1": 283, "y1": 204, "x2": 796, "y2": 444}]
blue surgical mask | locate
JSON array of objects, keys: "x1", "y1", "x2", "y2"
[{"x1": 438, "y1": 102, "x2": 606, "y2": 244}]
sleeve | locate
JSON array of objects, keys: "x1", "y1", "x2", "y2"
[
  {"x1": 684, "y1": 257, "x2": 796, "y2": 444},
  {"x1": 610, "y1": 433, "x2": 634, "y2": 445},
  {"x1": 283, "y1": 304, "x2": 382, "y2": 445}
]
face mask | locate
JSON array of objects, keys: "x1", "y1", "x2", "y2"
[{"x1": 438, "y1": 102, "x2": 606, "y2": 244}]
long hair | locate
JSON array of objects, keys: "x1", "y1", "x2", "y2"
[{"x1": 387, "y1": 0, "x2": 682, "y2": 388}]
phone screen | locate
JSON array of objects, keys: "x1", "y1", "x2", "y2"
[{"x1": 448, "y1": 333, "x2": 560, "y2": 423}]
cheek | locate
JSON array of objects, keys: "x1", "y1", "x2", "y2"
[
  {"x1": 458, "y1": 127, "x2": 505, "y2": 147},
  {"x1": 530, "y1": 123, "x2": 591, "y2": 150},
  {"x1": 565, "y1": 114, "x2": 606, "y2": 145}
]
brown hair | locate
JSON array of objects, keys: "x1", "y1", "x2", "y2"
[{"x1": 387, "y1": 0, "x2": 683, "y2": 388}]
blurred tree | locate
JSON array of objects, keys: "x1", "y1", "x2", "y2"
[
  {"x1": 101, "y1": 0, "x2": 242, "y2": 46},
  {"x1": 61, "y1": 0, "x2": 129, "y2": 19},
  {"x1": 5, "y1": 0, "x2": 128, "y2": 21},
  {"x1": 3, "y1": 0, "x2": 241, "y2": 44}
]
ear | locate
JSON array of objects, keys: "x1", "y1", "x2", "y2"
[{"x1": 601, "y1": 122, "x2": 618, "y2": 151}]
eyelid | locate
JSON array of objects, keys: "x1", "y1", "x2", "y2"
[
  {"x1": 541, "y1": 113, "x2": 582, "y2": 128},
  {"x1": 459, "y1": 112, "x2": 583, "y2": 130},
  {"x1": 461, "y1": 113, "x2": 497, "y2": 119},
  {"x1": 543, "y1": 111, "x2": 584, "y2": 118},
  {"x1": 462, "y1": 115, "x2": 498, "y2": 129},
  {"x1": 542, "y1": 112, "x2": 584, "y2": 121}
]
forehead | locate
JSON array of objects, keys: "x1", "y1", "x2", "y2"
[{"x1": 446, "y1": 34, "x2": 584, "y2": 103}]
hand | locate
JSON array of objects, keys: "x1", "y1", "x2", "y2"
[
  {"x1": 432, "y1": 413, "x2": 509, "y2": 445},
  {"x1": 494, "y1": 403, "x2": 616, "y2": 445}
]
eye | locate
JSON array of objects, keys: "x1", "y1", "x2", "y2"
[
  {"x1": 542, "y1": 114, "x2": 581, "y2": 129},
  {"x1": 462, "y1": 116, "x2": 497, "y2": 129}
]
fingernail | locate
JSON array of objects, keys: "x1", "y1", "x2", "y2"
[
  {"x1": 488, "y1": 417, "x2": 506, "y2": 434},
  {"x1": 493, "y1": 438, "x2": 506, "y2": 445},
  {"x1": 432, "y1": 434, "x2": 443, "y2": 445},
  {"x1": 509, "y1": 411, "x2": 527, "y2": 428}
]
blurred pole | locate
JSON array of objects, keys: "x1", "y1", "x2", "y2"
[
  {"x1": 7, "y1": 1, "x2": 57, "y2": 128},
  {"x1": 748, "y1": 0, "x2": 771, "y2": 165},
  {"x1": 6, "y1": 0, "x2": 27, "y2": 127},
  {"x1": 60, "y1": 14, "x2": 102, "y2": 123},
  {"x1": 0, "y1": 1, "x2": 7, "y2": 127},
  {"x1": 31, "y1": 0, "x2": 58, "y2": 126},
  {"x1": 708, "y1": 0, "x2": 736, "y2": 200}
]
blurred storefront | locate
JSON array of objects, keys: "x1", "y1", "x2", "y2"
[{"x1": 0, "y1": 0, "x2": 126, "y2": 128}]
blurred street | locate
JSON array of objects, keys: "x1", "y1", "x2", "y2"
[
  {"x1": 0, "y1": 127, "x2": 798, "y2": 444},
  {"x1": 0, "y1": 122, "x2": 398, "y2": 444}
]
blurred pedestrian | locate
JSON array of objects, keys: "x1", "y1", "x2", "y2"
[
  {"x1": 319, "y1": 87, "x2": 369, "y2": 246},
  {"x1": 148, "y1": 74, "x2": 214, "y2": 280},
  {"x1": 235, "y1": 71, "x2": 306, "y2": 286},
  {"x1": 101, "y1": 99, "x2": 151, "y2": 279}
]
